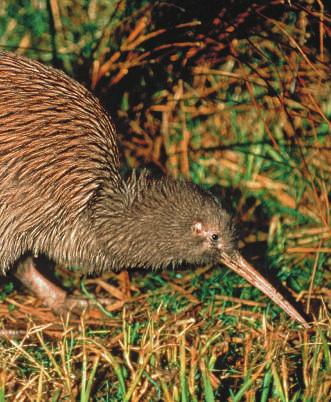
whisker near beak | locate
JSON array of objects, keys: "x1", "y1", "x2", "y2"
[{"x1": 220, "y1": 251, "x2": 309, "y2": 328}]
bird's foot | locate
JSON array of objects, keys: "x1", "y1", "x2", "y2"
[
  {"x1": 14, "y1": 256, "x2": 112, "y2": 317},
  {"x1": 51, "y1": 295, "x2": 90, "y2": 316},
  {"x1": 54, "y1": 295, "x2": 116, "y2": 317}
]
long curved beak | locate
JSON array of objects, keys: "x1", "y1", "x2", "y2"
[{"x1": 220, "y1": 251, "x2": 309, "y2": 328}]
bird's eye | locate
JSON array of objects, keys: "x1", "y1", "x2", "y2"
[{"x1": 211, "y1": 234, "x2": 219, "y2": 241}]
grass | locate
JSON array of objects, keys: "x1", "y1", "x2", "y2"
[{"x1": 0, "y1": 0, "x2": 330, "y2": 400}]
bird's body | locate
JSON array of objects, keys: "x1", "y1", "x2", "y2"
[
  {"x1": 0, "y1": 51, "x2": 120, "y2": 272},
  {"x1": 0, "y1": 51, "x2": 234, "y2": 273},
  {"x1": 0, "y1": 51, "x2": 308, "y2": 327}
]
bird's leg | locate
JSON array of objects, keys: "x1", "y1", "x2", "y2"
[
  {"x1": 14, "y1": 256, "x2": 89, "y2": 314},
  {"x1": 117, "y1": 271, "x2": 131, "y2": 298}
]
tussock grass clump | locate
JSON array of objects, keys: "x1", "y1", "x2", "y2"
[{"x1": 0, "y1": 0, "x2": 330, "y2": 400}]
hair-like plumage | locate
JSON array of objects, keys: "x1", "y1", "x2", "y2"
[
  {"x1": 0, "y1": 52, "x2": 310, "y2": 328},
  {"x1": 0, "y1": 51, "x2": 235, "y2": 274}
]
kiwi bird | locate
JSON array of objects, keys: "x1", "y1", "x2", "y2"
[{"x1": 0, "y1": 51, "x2": 308, "y2": 327}]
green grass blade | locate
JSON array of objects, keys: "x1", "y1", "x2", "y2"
[
  {"x1": 231, "y1": 372, "x2": 254, "y2": 402},
  {"x1": 201, "y1": 359, "x2": 215, "y2": 402},
  {"x1": 260, "y1": 366, "x2": 272, "y2": 402}
]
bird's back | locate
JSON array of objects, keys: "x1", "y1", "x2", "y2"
[{"x1": 0, "y1": 51, "x2": 120, "y2": 269}]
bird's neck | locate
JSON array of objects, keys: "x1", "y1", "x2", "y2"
[{"x1": 93, "y1": 172, "x2": 187, "y2": 270}]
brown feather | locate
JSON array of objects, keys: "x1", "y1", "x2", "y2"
[
  {"x1": 0, "y1": 51, "x2": 234, "y2": 273},
  {"x1": 0, "y1": 52, "x2": 308, "y2": 327}
]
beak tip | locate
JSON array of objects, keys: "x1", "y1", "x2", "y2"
[{"x1": 219, "y1": 252, "x2": 309, "y2": 329}]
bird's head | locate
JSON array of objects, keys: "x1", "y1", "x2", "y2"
[{"x1": 109, "y1": 174, "x2": 237, "y2": 269}]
